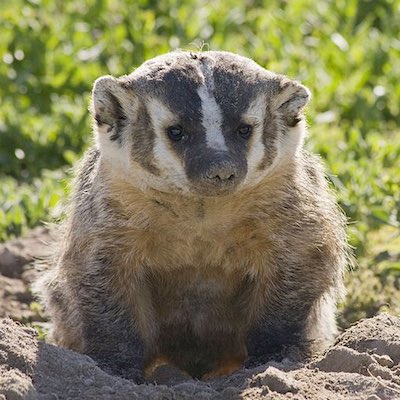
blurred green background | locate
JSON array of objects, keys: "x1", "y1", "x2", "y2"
[{"x1": 1, "y1": 0, "x2": 399, "y2": 327}]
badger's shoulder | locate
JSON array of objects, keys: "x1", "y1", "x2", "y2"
[{"x1": 74, "y1": 148, "x2": 100, "y2": 191}]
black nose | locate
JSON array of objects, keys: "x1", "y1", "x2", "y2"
[
  {"x1": 205, "y1": 161, "x2": 237, "y2": 183},
  {"x1": 186, "y1": 149, "x2": 247, "y2": 195}
]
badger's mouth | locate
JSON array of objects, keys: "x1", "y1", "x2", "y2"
[
  {"x1": 185, "y1": 151, "x2": 248, "y2": 197},
  {"x1": 188, "y1": 176, "x2": 244, "y2": 197}
]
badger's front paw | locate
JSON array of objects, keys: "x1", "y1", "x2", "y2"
[
  {"x1": 202, "y1": 347, "x2": 247, "y2": 380},
  {"x1": 145, "y1": 355, "x2": 192, "y2": 385}
]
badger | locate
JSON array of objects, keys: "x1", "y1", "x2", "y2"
[{"x1": 36, "y1": 50, "x2": 349, "y2": 383}]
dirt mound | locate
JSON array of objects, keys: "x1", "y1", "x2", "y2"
[
  {"x1": 0, "y1": 315, "x2": 399, "y2": 399},
  {"x1": 1, "y1": 229, "x2": 400, "y2": 399},
  {"x1": 0, "y1": 227, "x2": 54, "y2": 324}
]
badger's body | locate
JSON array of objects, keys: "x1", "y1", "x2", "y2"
[{"x1": 36, "y1": 51, "x2": 349, "y2": 382}]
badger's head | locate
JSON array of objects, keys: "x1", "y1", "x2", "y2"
[{"x1": 92, "y1": 51, "x2": 310, "y2": 197}]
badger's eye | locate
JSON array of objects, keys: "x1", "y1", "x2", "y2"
[
  {"x1": 167, "y1": 125, "x2": 185, "y2": 141},
  {"x1": 237, "y1": 124, "x2": 252, "y2": 139}
]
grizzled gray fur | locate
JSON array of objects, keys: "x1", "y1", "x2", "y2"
[{"x1": 35, "y1": 51, "x2": 350, "y2": 383}]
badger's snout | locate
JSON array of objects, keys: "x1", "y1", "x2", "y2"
[
  {"x1": 205, "y1": 159, "x2": 238, "y2": 183},
  {"x1": 186, "y1": 150, "x2": 247, "y2": 196}
]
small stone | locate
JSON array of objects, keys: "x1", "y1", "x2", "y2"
[
  {"x1": 367, "y1": 363, "x2": 393, "y2": 381},
  {"x1": 366, "y1": 395, "x2": 381, "y2": 400},
  {"x1": 312, "y1": 346, "x2": 377, "y2": 374},
  {"x1": 83, "y1": 378, "x2": 94, "y2": 386},
  {"x1": 254, "y1": 366, "x2": 299, "y2": 394},
  {"x1": 101, "y1": 385, "x2": 114, "y2": 394},
  {"x1": 372, "y1": 354, "x2": 394, "y2": 368}
]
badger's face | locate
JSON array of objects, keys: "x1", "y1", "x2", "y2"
[{"x1": 92, "y1": 51, "x2": 310, "y2": 196}]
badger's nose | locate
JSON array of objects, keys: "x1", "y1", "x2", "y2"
[
  {"x1": 186, "y1": 149, "x2": 247, "y2": 196},
  {"x1": 205, "y1": 162, "x2": 237, "y2": 183}
]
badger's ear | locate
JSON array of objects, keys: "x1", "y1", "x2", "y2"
[
  {"x1": 273, "y1": 78, "x2": 311, "y2": 127},
  {"x1": 91, "y1": 75, "x2": 136, "y2": 132}
]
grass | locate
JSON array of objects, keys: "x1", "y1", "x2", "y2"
[{"x1": 1, "y1": 0, "x2": 399, "y2": 327}]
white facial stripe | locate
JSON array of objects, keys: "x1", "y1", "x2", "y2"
[
  {"x1": 146, "y1": 98, "x2": 190, "y2": 191},
  {"x1": 197, "y1": 86, "x2": 228, "y2": 152},
  {"x1": 244, "y1": 97, "x2": 307, "y2": 187},
  {"x1": 95, "y1": 123, "x2": 134, "y2": 182},
  {"x1": 146, "y1": 97, "x2": 175, "y2": 132},
  {"x1": 243, "y1": 95, "x2": 267, "y2": 185}
]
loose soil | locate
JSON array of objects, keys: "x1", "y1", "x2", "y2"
[{"x1": 0, "y1": 228, "x2": 399, "y2": 399}]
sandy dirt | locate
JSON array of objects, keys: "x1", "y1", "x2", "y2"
[{"x1": 0, "y1": 228, "x2": 400, "y2": 400}]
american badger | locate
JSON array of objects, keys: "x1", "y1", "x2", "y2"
[{"x1": 36, "y1": 51, "x2": 349, "y2": 382}]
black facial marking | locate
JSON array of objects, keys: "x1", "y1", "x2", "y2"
[
  {"x1": 135, "y1": 63, "x2": 203, "y2": 127},
  {"x1": 134, "y1": 63, "x2": 206, "y2": 178},
  {"x1": 130, "y1": 103, "x2": 160, "y2": 176},
  {"x1": 130, "y1": 52, "x2": 291, "y2": 192},
  {"x1": 212, "y1": 60, "x2": 264, "y2": 120},
  {"x1": 255, "y1": 106, "x2": 278, "y2": 171},
  {"x1": 210, "y1": 61, "x2": 263, "y2": 159}
]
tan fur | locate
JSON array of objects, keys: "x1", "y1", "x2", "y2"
[
  {"x1": 35, "y1": 51, "x2": 349, "y2": 382},
  {"x1": 44, "y1": 155, "x2": 343, "y2": 344}
]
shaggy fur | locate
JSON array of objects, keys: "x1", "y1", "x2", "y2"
[{"x1": 35, "y1": 51, "x2": 349, "y2": 383}]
